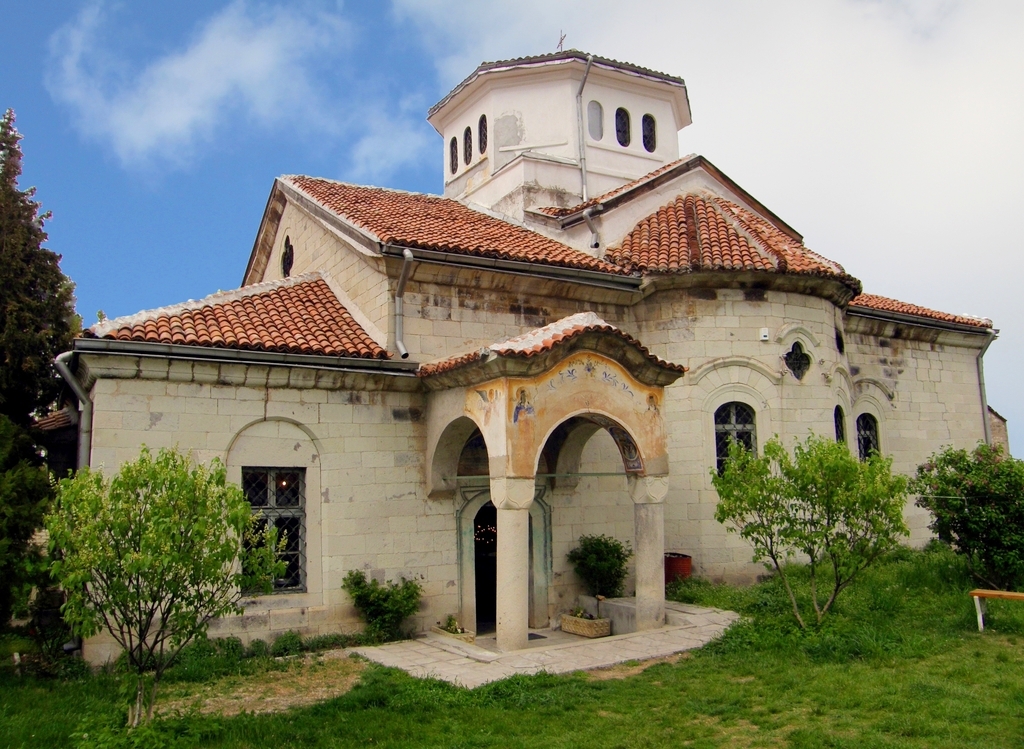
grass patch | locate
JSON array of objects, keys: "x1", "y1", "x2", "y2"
[{"x1": 2, "y1": 545, "x2": 1024, "y2": 747}]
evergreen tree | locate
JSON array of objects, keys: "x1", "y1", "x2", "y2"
[{"x1": 0, "y1": 109, "x2": 77, "y2": 426}]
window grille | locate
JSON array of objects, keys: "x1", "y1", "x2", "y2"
[
  {"x1": 449, "y1": 137, "x2": 458, "y2": 175},
  {"x1": 834, "y1": 405, "x2": 846, "y2": 444},
  {"x1": 243, "y1": 467, "x2": 306, "y2": 591},
  {"x1": 463, "y1": 127, "x2": 472, "y2": 166},
  {"x1": 281, "y1": 237, "x2": 294, "y2": 277},
  {"x1": 615, "y1": 107, "x2": 631, "y2": 147},
  {"x1": 784, "y1": 341, "x2": 811, "y2": 380},
  {"x1": 856, "y1": 414, "x2": 879, "y2": 461},
  {"x1": 478, "y1": 115, "x2": 487, "y2": 155},
  {"x1": 642, "y1": 114, "x2": 656, "y2": 152},
  {"x1": 714, "y1": 402, "x2": 756, "y2": 473},
  {"x1": 587, "y1": 100, "x2": 603, "y2": 140}
]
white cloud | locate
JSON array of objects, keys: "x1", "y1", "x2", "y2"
[
  {"x1": 397, "y1": 0, "x2": 1024, "y2": 445},
  {"x1": 47, "y1": 1, "x2": 350, "y2": 167}
]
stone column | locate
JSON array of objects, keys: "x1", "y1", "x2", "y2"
[
  {"x1": 491, "y1": 476, "x2": 535, "y2": 652},
  {"x1": 629, "y1": 474, "x2": 669, "y2": 631}
]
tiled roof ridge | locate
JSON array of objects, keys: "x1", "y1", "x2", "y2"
[
  {"x1": 704, "y1": 194, "x2": 783, "y2": 272},
  {"x1": 418, "y1": 312, "x2": 686, "y2": 378},
  {"x1": 849, "y1": 293, "x2": 992, "y2": 329},
  {"x1": 537, "y1": 158, "x2": 691, "y2": 217},
  {"x1": 90, "y1": 272, "x2": 326, "y2": 338}
]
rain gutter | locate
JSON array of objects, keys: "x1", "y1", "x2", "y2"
[
  {"x1": 379, "y1": 244, "x2": 641, "y2": 292},
  {"x1": 54, "y1": 351, "x2": 92, "y2": 469},
  {"x1": 976, "y1": 330, "x2": 997, "y2": 445},
  {"x1": 73, "y1": 338, "x2": 419, "y2": 376}
]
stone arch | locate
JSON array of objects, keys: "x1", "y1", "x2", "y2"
[
  {"x1": 427, "y1": 414, "x2": 487, "y2": 498},
  {"x1": 225, "y1": 418, "x2": 322, "y2": 603},
  {"x1": 222, "y1": 416, "x2": 324, "y2": 458},
  {"x1": 774, "y1": 323, "x2": 822, "y2": 348},
  {"x1": 533, "y1": 407, "x2": 649, "y2": 482}
]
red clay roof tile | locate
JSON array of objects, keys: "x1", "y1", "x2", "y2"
[
  {"x1": 537, "y1": 159, "x2": 690, "y2": 218},
  {"x1": 606, "y1": 192, "x2": 860, "y2": 291},
  {"x1": 848, "y1": 293, "x2": 992, "y2": 329},
  {"x1": 285, "y1": 176, "x2": 630, "y2": 276},
  {"x1": 84, "y1": 274, "x2": 389, "y2": 359},
  {"x1": 418, "y1": 312, "x2": 686, "y2": 378}
]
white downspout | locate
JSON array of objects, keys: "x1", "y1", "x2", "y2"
[
  {"x1": 54, "y1": 351, "x2": 92, "y2": 469},
  {"x1": 393, "y1": 248, "x2": 415, "y2": 359},
  {"x1": 575, "y1": 55, "x2": 594, "y2": 202},
  {"x1": 976, "y1": 330, "x2": 996, "y2": 445}
]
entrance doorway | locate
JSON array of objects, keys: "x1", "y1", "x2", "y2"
[{"x1": 473, "y1": 501, "x2": 497, "y2": 633}]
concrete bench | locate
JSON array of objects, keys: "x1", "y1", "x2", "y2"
[{"x1": 970, "y1": 589, "x2": 1024, "y2": 631}]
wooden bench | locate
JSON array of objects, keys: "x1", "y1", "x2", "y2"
[{"x1": 970, "y1": 589, "x2": 1024, "y2": 631}]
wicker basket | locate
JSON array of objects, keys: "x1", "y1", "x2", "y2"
[
  {"x1": 560, "y1": 613, "x2": 611, "y2": 638},
  {"x1": 430, "y1": 625, "x2": 476, "y2": 644}
]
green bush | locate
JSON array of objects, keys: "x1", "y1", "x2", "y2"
[
  {"x1": 342, "y1": 570, "x2": 422, "y2": 642},
  {"x1": 245, "y1": 638, "x2": 269, "y2": 659},
  {"x1": 566, "y1": 534, "x2": 633, "y2": 597},
  {"x1": 215, "y1": 636, "x2": 244, "y2": 660},
  {"x1": 270, "y1": 630, "x2": 304, "y2": 657},
  {"x1": 914, "y1": 443, "x2": 1024, "y2": 590}
]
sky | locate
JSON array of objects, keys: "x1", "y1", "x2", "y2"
[{"x1": 2, "y1": 0, "x2": 1022, "y2": 450}]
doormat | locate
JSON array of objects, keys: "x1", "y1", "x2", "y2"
[{"x1": 528, "y1": 633, "x2": 547, "y2": 640}]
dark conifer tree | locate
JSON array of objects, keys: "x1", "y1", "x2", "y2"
[{"x1": 0, "y1": 108, "x2": 77, "y2": 426}]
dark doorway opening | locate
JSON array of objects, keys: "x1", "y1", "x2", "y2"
[{"x1": 474, "y1": 501, "x2": 497, "y2": 634}]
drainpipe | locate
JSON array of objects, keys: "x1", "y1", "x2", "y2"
[
  {"x1": 582, "y1": 205, "x2": 601, "y2": 249},
  {"x1": 393, "y1": 248, "x2": 415, "y2": 359},
  {"x1": 575, "y1": 54, "x2": 594, "y2": 202},
  {"x1": 976, "y1": 330, "x2": 996, "y2": 445},
  {"x1": 54, "y1": 351, "x2": 92, "y2": 469}
]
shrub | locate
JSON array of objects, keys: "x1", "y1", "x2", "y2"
[
  {"x1": 271, "y1": 630, "x2": 304, "y2": 657},
  {"x1": 567, "y1": 534, "x2": 633, "y2": 597},
  {"x1": 246, "y1": 638, "x2": 270, "y2": 659},
  {"x1": 713, "y1": 434, "x2": 909, "y2": 628},
  {"x1": 914, "y1": 443, "x2": 1024, "y2": 590},
  {"x1": 215, "y1": 636, "x2": 244, "y2": 660},
  {"x1": 342, "y1": 570, "x2": 422, "y2": 642}
]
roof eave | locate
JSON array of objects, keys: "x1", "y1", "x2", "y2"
[{"x1": 845, "y1": 306, "x2": 994, "y2": 335}]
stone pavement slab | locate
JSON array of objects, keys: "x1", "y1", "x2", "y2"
[{"x1": 352, "y1": 604, "x2": 739, "y2": 689}]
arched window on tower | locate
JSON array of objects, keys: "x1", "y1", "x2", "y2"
[
  {"x1": 856, "y1": 413, "x2": 879, "y2": 460},
  {"x1": 449, "y1": 137, "x2": 458, "y2": 175},
  {"x1": 714, "y1": 402, "x2": 756, "y2": 474},
  {"x1": 834, "y1": 405, "x2": 846, "y2": 444},
  {"x1": 463, "y1": 127, "x2": 472, "y2": 165},
  {"x1": 478, "y1": 115, "x2": 487, "y2": 156},
  {"x1": 615, "y1": 107, "x2": 631, "y2": 147},
  {"x1": 587, "y1": 100, "x2": 603, "y2": 140},
  {"x1": 642, "y1": 114, "x2": 656, "y2": 152}
]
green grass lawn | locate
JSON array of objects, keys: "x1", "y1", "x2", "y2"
[{"x1": 3, "y1": 545, "x2": 1024, "y2": 748}]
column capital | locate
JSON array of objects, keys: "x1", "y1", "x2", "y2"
[
  {"x1": 489, "y1": 476, "x2": 536, "y2": 510},
  {"x1": 628, "y1": 474, "x2": 669, "y2": 504}
]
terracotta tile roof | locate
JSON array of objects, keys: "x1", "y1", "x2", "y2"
[
  {"x1": 84, "y1": 273, "x2": 389, "y2": 358},
  {"x1": 848, "y1": 293, "x2": 992, "y2": 329},
  {"x1": 34, "y1": 408, "x2": 77, "y2": 431},
  {"x1": 285, "y1": 177, "x2": 630, "y2": 276},
  {"x1": 606, "y1": 192, "x2": 860, "y2": 290},
  {"x1": 418, "y1": 312, "x2": 686, "y2": 378},
  {"x1": 537, "y1": 158, "x2": 689, "y2": 217}
]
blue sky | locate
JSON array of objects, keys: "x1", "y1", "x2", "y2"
[{"x1": 3, "y1": 0, "x2": 1024, "y2": 448}]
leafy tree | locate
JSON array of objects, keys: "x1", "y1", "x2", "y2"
[
  {"x1": 713, "y1": 434, "x2": 909, "y2": 628},
  {"x1": 0, "y1": 109, "x2": 77, "y2": 426},
  {"x1": 566, "y1": 534, "x2": 633, "y2": 598},
  {"x1": 0, "y1": 413, "x2": 51, "y2": 627},
  {"x1": 46, "y1": 447, "x2": 282, "y2": 726},
  {"x1": 914, "y1": 443, "x2": 1024, "y2": 591}
]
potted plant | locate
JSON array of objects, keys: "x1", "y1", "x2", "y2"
[
  {"x1": 430, "y1": 614, "x2": 475, "y2": 644},
  {"x1": 567, "y1": 534, "x2": 633, "y2": 598},
  {"x1": 560, "y1": 605, "x2": 611, "y2": 638}
]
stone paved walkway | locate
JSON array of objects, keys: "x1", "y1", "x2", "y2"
[{"x1": 352, "y1": 603, "x2": 739, "y2": 689}]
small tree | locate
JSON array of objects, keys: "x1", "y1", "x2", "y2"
[
  {"x1": 0, "y1": 414, "x2": 52, "y2": 628},
  {"x1": 567, "y1": 534, "x2": 633, "y2": 598},
  {"x1": 47, "y1": 447, "x2": 281, "y2": 726},
  {"x1": 713, "y1": 434, "x2": 909, "y2": 628},
  {"x1": 914, "y1": 443, "x2": 1024, "y2": 591}
]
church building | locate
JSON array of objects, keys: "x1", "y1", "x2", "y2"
[{"x1": 55, "y1": 52, "x2": 998, "y2": 660}]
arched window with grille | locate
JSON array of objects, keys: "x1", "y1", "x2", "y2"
[
  {"x1": 834, "y1": 405, "x2": 846, "y2": 444},
  {"x1": 856, "y1": 413, "x2": 879, "y2": 460},
  {"x1": 714, "y1": 402, "x2": 756, "y2": 473},
  {"x1": 449, "y1": 137, "x2": 458, "y2": 175},
  {"x1": 615, "y1": 107, "x2": 631, "y2": 147},
  {"x1": 463, "y1": 127, "x2": 472, "y2": 165},
  {"x1": 478, "y1": 115, "x2": 487, "y2": 155},
  {"x1": 642, "y1": 114, "x2": 656, "y2": 152}
]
